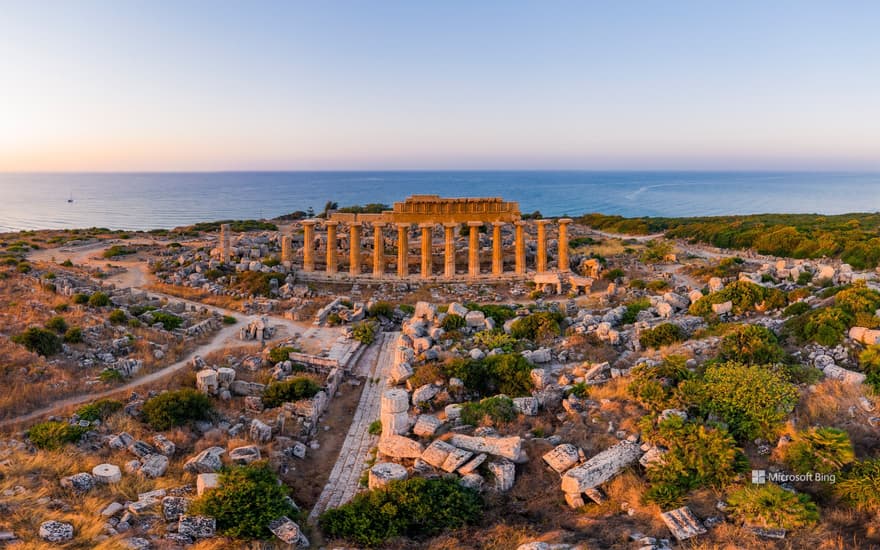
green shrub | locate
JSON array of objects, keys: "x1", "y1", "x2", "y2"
[
  {"x1": 367, "y1": 301, "x2": 394, "y2": 318},
  {"x1": 319, "y1": 477, "x2": 482, "y2": 547},
  {"x1": 443, "y1": 353, "x2": 534, "y2": 397},
  {"x1": 510, "y1": 311, "x2": 562, "y2": 343},
  {"x1": 621, "y1": 298, "x2": 651, "y2": 325},
  {"x1": 603, "y1": 268, "x2": 625, "y2": 281},
  {"x1": 685, "y1": 362, "x2": 798, "y2": 441},
  {"x1": 784, "y1": 306, "x2": 852, "y2": 346},
  {"x1": 690, "y1": 280, "x2": 786, "y2": 316},
  {"x1": 398, "y1": 304, "x2": 415, "y2": 315},
  {"x1": 268, "y1": 345, "x2": 299, "y2": 364},
  {"x1": 639, "y1": 323, "x2": 685, "y2": 349},
  {"x1": 222, "y1": 315, "x2": 237, "y2": 325},
  {"x1": 109, "y1": 309, "x2": 127, "y2": 324},
  {"x1": 88, "y1": 292, "x2": 110, "y2": 307},
  {"x1": 835, "y1": 281, "x2": 880, "y2": 315},
  {"x1": 128, "y1": 318, "x2": 142, "y2": 328},
  {"x1": 568, "y1": 381, "x2": 590, "y2": 398},
  {"x1": 627, "y1": 355, "x2": 692, "y2": 413},
  {"x1": 63, "y1": 326, "x2": 83, "y2": 343},
  {"x1": 717, "y1": 324, "x2": 785, "y2": 365},
  {"x1": 75, "y1": 399, "x2": 123, "y2": 422},
  {"x1": 102, "y1": 245, "x2": 136, "y2": 258},
  {"x1": 149, "y1": 311, "x2": 183, "y2": 331},
  {"x1": 61, "y1": 259, "x2": 74, "y2": 267},
  {"x1": 726, "y1": 483, "x2": 819, "y2": 529},
  {"x1": 12, "y1": 327, "x2": 62, "y2": 356},
  {"x1": 464, "y1": 303, "x2": 517, "y2": 325},
  {"x1": 352, "y1": 321, "x2": 377, "y2": 345},
  {"x1": 783, "y1": 301, "x2": 811, "y2": 317},
  {"x1": 460, "y1": 396, "x2": 517, "y2": 426},
  {"x1": 642, "y1": 415, "x2": 742, "y2": 507},
  {"x1": 262, "y1": 377, "x2": 321, "y2": 408},
  {"x1": 859, "y1": 344, "x2": 880, "y2": 392},
  {"x1": 99, "y1": 368, "x2": 124, "y2": 383},
  {"x1": 783, "y1": 427, "x2": 854, "y2": 475},
  {"x1": 368, "y1": 420, "x2": 382, "y2": 435},
  {"x1": 835, "y1": 458, "x2": 880, "y2": 511},
  {"x1": 142, "y1": 389, "x2": 212, "y2": 430},
  {"x1": 27, "y1": 421, "x2": 87, "y2": 450},
  {"x1": 191, "y1": 462, "x2": 298, "y2": 539},
  {"x1": 72, "y1": 293, "x2": 89, "y2": 304},
  {"x1": 45, "y1": 315, "x2": 68, "y2": 334},
  {"x1": 472, "y1": 330, "x2": 516, "y2": 352},
  {"x1": 441, "y1": 314, "x2": 466, "y2": 331}
]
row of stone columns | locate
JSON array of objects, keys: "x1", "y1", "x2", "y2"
[{"x1": 297, "y1": 218, "x2": 572, "y2": 279}]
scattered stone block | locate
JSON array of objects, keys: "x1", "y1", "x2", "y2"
[
  {"x1": 421, "y1": 439, "x2": 456, "y2": 468},
  {"x1": 459, "y1": 473, "x2": 484, "y2": 491},
  {"x1": 185, "y1": 447, "x2": 225, "y2": 474},
  {"x1": 229, "y1": 445, "x2": 262, "y2": 464},
  {"x1": 378, "y1": 435, "x2": 424, "y2": 458},
  {"x1": 196, "y1": 473, "x2": 220, "y2": 496},
  {"x1": 660, "y1": 506, "x2": 707, "y2": 541},
  {"x1": 101, "y1": 502, "x2": 124, "y2": 517},
  {"x1": 488, "y1": 460, "x2": 515, "y2": 491},
  {"x1": 92, "y1": 464, "x2": 122, "y2": 484},
  {"x1": 60, "y1": 472, "x2": 94, "y2": 493},
  {"x1": 249, "y1": 419, "x2": 273, "y2": 443},
  {"x1": 411, "y1": 384, "x2": 440, "y2": 405},
  {"x1": 543, "y1": 444, "x2": 580, "y2": 474},
  {"x1": 139, "y1": 454, "x2": 169, "y2": 478},
  {"x1": 381, "y1": 389, "x2": 410, "y2": 414},
  {"x1": 711, "y1": 301, "x2": 732, "y2": 315},
  {"x1": 512, "y1": 396, "x2": 538, "y2": 416},
  {"x1": 457, "y1": 453, "x2": 487, "y2": 475},
  {"x1": 413, "y1": 415, "x2": 443, "y2": 437},
  {"x1": 39, "y1": 521, "x2": 74, "y2": 543},
  {"x1": 448, "y1": 434, "x2": 523, "y2": 461},
  {"x1": 368, "y1": 462, "x2": 408, "y2": 489},
  {"x1": 152, "y1": 435, "x2": 176, "y2": 456},
  {"x1": 441, "y1": 447, "x2": 474, "y2": 473},
  {"x1": 561, "y1": 440, "x2": 642, "y2": 494},
  {"x1": 268, "y1": 516, "x2": 309, "y2": 547},
  {"x1": 178, "y1": 516, "x2": 216, "y2": 539},
  {"x1": 162, "y1": 496, "x2": 191, "y2": 521}
]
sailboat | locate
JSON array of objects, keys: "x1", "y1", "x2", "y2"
[{"x1": 67, "y1": 191, "x2": 74, "y2": 203}]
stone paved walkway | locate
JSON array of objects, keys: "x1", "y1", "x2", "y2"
[{"x1": 308, "y1": 331, "x2": 399, "y2": 520}]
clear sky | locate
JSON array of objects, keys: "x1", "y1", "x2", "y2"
[{"x1": 1, "y1": 1, "x2": 878, "y2": 171}]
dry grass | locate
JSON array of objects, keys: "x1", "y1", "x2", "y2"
[{"x1": 144, "y1": 282, "x2": 243, "y2": 311}]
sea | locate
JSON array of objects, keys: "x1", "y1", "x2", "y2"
[{"x1": 0, "y1": 171, "x2": 878, "y2": 232}]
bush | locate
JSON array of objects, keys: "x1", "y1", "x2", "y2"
[
  {"x1": 63, "y1": 326, "x2": 83, "y2": 343},
  {"x1": 628, "y1": 355, "x2": 692, "y2": 413},
  {"x1": 835, "y1": 458, "x2": 880, "y2": 511},
  {"x1": 109, "y1": 309, "x2": 127, "y2": 324},
  {"x1": 75, "y1": 399, "x2": 123, "y2": 422},
  {"x1": 685, "y1": 362, "x2": 798, "y2": 441},
  {"x1": 639, "y1": 323, "x2": 685, "y2": 349},
  {"x1": 102, "y1": 245, "x2": 136, "y2": 258},
  {"x1": 783, "y1": 301, "x2": 811, "y2": 317},
  {"x1": 717, "y1": 324, "x2": 785, "y2": 365},
  {"x1": 603, "y1": 268, "x2": 625, "y2": 281},
  {"x1": 367, "y1": 301, "x2": 394, "y2": 318},
  {"x1": 835, "y1": 281, "x2": 880, "y2": 315},
  {"x1": 443, "y1": 353, "x2": 534, "y2": 397},
  {"x1": 222, "y1": 315, "x2": 237, "y2": 325},
  {"x1": 726, "y1": 483, "x2": 819, "y2": 529},
  {"x1": 12, "y1": 327, "x2": 62, "y2": 356},
  {"x1": 690, "y1": 280, "x2": 786, "y2": 316},
  {"x1": 128, "y1": 318, "x2": 142, "y2": 328},
  {"x1": 352, "y1": 321, "x2": 377, "y2": 345},
  {"x1": 642, "y1": 415, "x2": 743, "y2": 507},
  {"x1": 142, "y1": 389, "x2": 212, "y2": 430},
  {"x1": 460, "y1": 396, "x2": 517, "y2": 426},
  {"x1": 784, "y1": 306, "x2": 852, "y2": 346},
  {"x1": 44, "y1": 315, "x2": 68, "y2": 334},
  {"x1": 621, "y1": 298, "x2": 651, "y2": 325},
  {"x1": 72, "y1": 292, "x2": 89, "y2": 304},
  {"x1": 262, "y1": 377, "x2": 321, "y2": 408},
  {"x1": 441, "y1": 314, "x2": 466, "y2": 331},
  {"x1": 27, "y1": 421, "x2": 87, "y2": 450},
  {"x1": 99, "y1": 368, "x2": 125, "y2": 383},
  {"x1": 319, "y1": 477, "x2": 482, "y2": 547},
  {"x1": 472, "y1": 330, "x2": 516, "y2": 352},
  {"x1": 368, "y1": 420, "x2": 382, "y2": 435},
  {"x1": 568, "y1": 381, "x2": 590, "y2": 398},
  {"x1": 464, "y1": 303, "x2": 517, "y2": 325},
  {"x1": 88, "y1": 292, "x2": 110, "y2": 307},
  {"x1": 191, "y1": 462, "x2": 298, "y2": 539},
  {"x1": 783, "y1": 427, "x2": 854, "y2": 475},
  {"x1": 510, "y1": 311, "x2": 562, "y2": 343},
  {"x1": 268, "y1": 345, "x2": 299, "y2": 364},
  {"x1": 150, "y1": 311, "x2": 183, "y2": 331}
]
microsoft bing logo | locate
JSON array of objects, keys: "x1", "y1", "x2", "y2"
[{"x1": 751, "y1": 470, "x2": 767, "y2": 484}]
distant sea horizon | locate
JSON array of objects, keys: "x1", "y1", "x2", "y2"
[{"x1": 1, "y1": 170, "x2": 878, "y2": 232}]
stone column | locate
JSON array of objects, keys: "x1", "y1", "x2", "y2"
[
  {"x1": 220, "y1": 223, "x2": 231, "y2": 263},
  {"x1": 468, "y1": 221, "x2": 483, "y2": 278},
  {"x1": 492, "y1": 222, "x2": 504, "y2": 276},
  {"x1": 397, "y1": 224, "x2": 409, "y2": 278},
  {"x1": 325, "y1": 220, "x2": 339, "y2": 274},
  {"x1": 514, "y1": 221, "x2": 526, "y2": 274},
  {"x1": 302, "y1": 220, "x2": 316, "y2": 272},
  {"x1": 281, "y1": 234, "x2": 292, "y2": 264},
  {"x1": 373, "y1": 222, "x2": 386, "y2": 277},
  {"x1": 443, "y1": 223, "x2": 457, "y2": 278},
  {"x1": 419, "y1": 223, "x2": 433, "y2": 279},
  {"x1": 558, "y1": 218, "x2": 572, "y2": 272},
  {"x1": 536, "y1": 219, "x2": 549, "y2": 273},
  {"x1": 349, "y1": 222, "x2": 362, "y2": 275}
]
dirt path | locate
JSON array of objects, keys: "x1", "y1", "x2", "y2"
[{"x1": 308, "y1": 331, "x2": 398, "y2": 521}]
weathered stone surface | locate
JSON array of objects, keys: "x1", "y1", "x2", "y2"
[
  {"x1": 162, "y1": 496, "x2": 191, "y2": 521},
  {"x1": 92, "y1": 464, "x2": 122, "y2": 484},
  {"x1": 121, "y1": 537, "x2": 151, "y2": 550},
  {"x1": 381, "y1": 389, "x2": 410, "y2": 414},
  {"x1": 231, "y1": 380, "x2": 266, "y2": 396},
  {"x1": 488, "y1": 460, "x2": 515, "y2": 491},
  {"x1": 249, "y1": 419, "x2": 273, "y2": 443},
  {"x1": 39, "y1": 521, "x2": 73, "y2": 543},
  {"x1": 368, "y1": 462, "x2": 408, "y2": 489},
  {"x1": 457, "y1": 453, "x2": 487, "y2": 475},
  {"x1": 184, "y1": 447, "x2": 226, "y2": 474},
  {"x1": 543, "y1": 444, "x2": 580, "y2": 474},
  {"x1": 660, "y1": 506, "x2": 707, "y2": 541},
  {"x1": 268, "y1": 516, "x2": 309, "y2": 547},
  {"x1": 823, "y1": 364, "x2": 867, "y2": 384},
  {"x1": 196, "y1": 473, "x2": 219, "y2": 496},
  {"x1": 413, "y1": 415, "x2": 443, "y2": 437},
  {"x1": 708, "y1": 277, "x2": 724, "y2": 292},
  {"x1": 152, "y1": 435, "x2": 176, "y2": 456},
  {"x1": 421, "y1": 439, "x2": 456, "y2": 468},
  {"x1": 139, "y1": 454, "x2": 169, "y2": 478},
  {"x1": 445, "y1": 403, "x2": 463, "y2": 421},
  {"x1": 378, "y1": 435, "x2": 424, "y2": 458},
  {"x1": 448, "y1": 434, "x2": 523, "y2": 461},
  {"x1": 229, "y1": 445, "x2": 262, "y2": 464},
  {"x1": 101, "y1": 502, "x2": 124, "y2": 517},
  {"x1": 128, "y1": 440, "x2": 158, "y2": 459},
  {"x1": 711, "y1": 301, "x2": 732, "y2": 315},
  {"x1": 411, "y1": 384, "x2": 440, "y2": 405},
  {"x1": 441, "y1": 447, "x2": 474, "y2": 473},
  {"x1": 561, "y1": 440, "x2": 642, "y2": 494},
  {"x1": 178, "y1": 515, "x2": 216, "y2": 539},
  {"x1": 513, "y1": 397, "x2": 538, "y2": 416},
  {"x1": 389, "y1": 361, "x2": 413, "y2": 384},
  {"x1": 196, "y1": 369, "x2": 218, "y2": 394},
  {"x1": 448, "y1": 302, "x2": 469, "y2": 317},
  {"x1": 381, "y1": 410, "x2": 412, "y2": 436},
  {"x1": 60, "y1": 472, "x2": 94, "y2": 493},
  {"x1": 465, "y1": 310, "x2": 486, "y2": 327},
  {"x1": 530, "y1": 368, "x2": 551, "y2": 389}
]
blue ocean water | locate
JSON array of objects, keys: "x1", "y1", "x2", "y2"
[{"x1": 0, "y1": 171, "x2": 878, "y2": 232}]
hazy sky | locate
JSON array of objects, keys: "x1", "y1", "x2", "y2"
[{"x1": 1, "y1": 1, "x2": 878, "y2": 171}]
